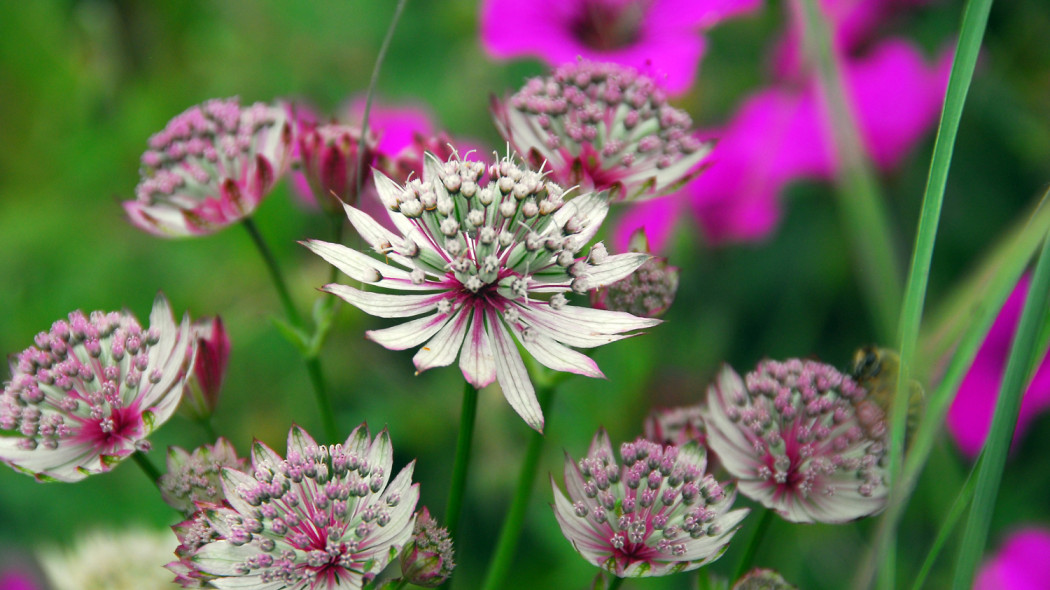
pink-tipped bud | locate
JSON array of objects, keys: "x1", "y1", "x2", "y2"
[
  {"x1": 591, "y1": 229, "x2": 679, "y2": 318},
  {"x1": 297, "y1": 122, "x2": 378, "y2": 214},
  {"x1": 181, "y1": 317, "x2": 230, "y2": 421},
  {"x1": 399, "y1": 507, "x2": 455, "y2": 587}
]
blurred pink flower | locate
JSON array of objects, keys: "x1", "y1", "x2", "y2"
[
  {"x1": 480, "y1": 0, "x2": 761, "y2": 96},
  {"x1": 0, "y1": 568, "x2": 40, "y2": 590},
  {"x1": 615, "y1": 1, "x2": 950, "y2": 251},
  {"x1": 947, "y1": 274, "x2": 1050, "y2": 457},
  {"x1": 975, "y1": 528, "x2": 1050, "y2": 590}
]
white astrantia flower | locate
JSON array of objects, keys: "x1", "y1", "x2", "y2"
[
  {"x1": 39, "y1": 527, "x2": 182, "y2": 590},
  {"x1": 303, "y1": 151, "x2": 660, "y2": 432},
  {"x1": 702, "y1": 359, "x2": 889, "y2": 524},
  {"x1": 0, "y1": 294, "x2": 193, "y2": 482},
  {"x1": 171, "y1": 424, "x2": 419, "y2": 590}
]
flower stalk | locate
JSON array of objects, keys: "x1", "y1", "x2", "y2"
[{"x1": 444, "y1": 382, "x2": 478, "y2": 543}]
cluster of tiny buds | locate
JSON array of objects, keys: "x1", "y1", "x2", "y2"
[
  {"x1": 218, "y1": 441, "x2": 402, "y2": 582},
  {"x1": 1, "y1": 310, "x2": 161, "y2": 451},
  {"x1": 594, "y1": 250, "x2": 678, "y2": 318},
  {"x1": 509, "y1": 60, "x2": 704, "y2": 168},
  {"x1": 137, "y1": 98, "x2": 285, "y2": 201},
  {"x1": 734, "y1": 359, "x2": 885, "y2": 498},
  {"x1": 160, "y1": 440, "x2": 246, "y2": 514},
  {"x1": 572, "y1": 438, "x2": 726, "y2": 553},
  {"x1": 384, "y1": 155, "x2": 607, "y2": 299}
]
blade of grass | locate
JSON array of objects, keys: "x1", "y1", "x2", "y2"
[
  {"x1": 797, "y1": 0, "x2": 902, "y2": 343},
  {"x1": 952, "y1": 231, "x2": 1050, "y2": 589},
  {"x1": 911, "y1": 458, "x2": 979, "y2": 590},
  {"x1": 838, "y1": 0, "x2": 994, "y2": 585}
]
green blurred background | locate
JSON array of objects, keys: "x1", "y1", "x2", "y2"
[{"x1": 1, "y1": 1, "x2": 1050, "y2": 588}]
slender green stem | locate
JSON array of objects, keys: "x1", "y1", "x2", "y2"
[
  {"x1": 798, "y1": 0, "x2": 901, "y2": 342},
  {"x1": 355, "y1": 0, "x2": 409, "y2": 199},
  {"x1": 952, "y1": 232, "x2": 1050, "y2": 589},
  {"x1": 198, "y1": 417, "x2": 219, "y2": 442},
  {"x1": 445, "y1": 382, "x2": 479, "y2": 542},
  {"x1": 733, "y1": 507, "x2": 773, "y2": 581},
  {"x1": 243, "y1": 218, "x2": 302, "y2": 326},
  {"x1": 480, "y1": 385, "x2": 557, "y2": 590},
  {"x1": 132, "y1": 451, "x2": 161, "y2": 487},
  {"x1": 607, "y1": 576, "x2": 625, "y2": 590},
  {"x1": 242, "y1": 217, "x2": 338, "y2": 442},
  {"x1": 911, "y1": 462, "x2": 979, "y2": 590}
]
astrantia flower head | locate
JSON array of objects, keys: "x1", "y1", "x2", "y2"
[
  {"x1": 732, "y1": 568, "x2": 798, "y2": 590},
  {"x1": 702, "y1": 360, "x2": 888, "y2": 523},
  {"x1": 552, "y1": 429, "x2": 748, "y2": 577},
  {"x1": 39, "y1": 527, "x2": 182, "y2": 590},
  {"x1": 0, "y1": 294, "x2": 192, "y2": 482},
  {"x1": 295, "y1": 121, "x2": 379, "y2": 214},
  {"x1": 304, "y1": 151, "x2": 660, "y2": 432},
  {"x1": 125, "y1": 97, "x2": 292, "y2": 237},
  {"x1": 398, "y1": 507, "x2": 455, "y2": 588},
  {"x1": 180, "y1": 316, "x2": 230, "y2": 422},
  {"x1": 493, "y1": 60, "x2": 711, "y2": 202},
  {"x1": 176, "y1": 424, "x2": 418, "y2": 590},
  {"x1": 644, "y1": 405, "x2": 707, "y2": 448},
  {"x1": 592, "y1": 230, "x2": 679, "y2": 317},
  {"x1": 159, "y1": 438, "x2": 246, "y2": 515}
]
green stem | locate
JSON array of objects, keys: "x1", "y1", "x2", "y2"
[
  {"x1": 480, "y1": 385, "x2": 557, "y2": 590},
  {"x1": 132, "y1": 451, "x2": 161, "y2": 488},
  {"x1": 733, "y1": 507, "x2": 773, "y2": 581},
  {"x1": 243, "y1": 218, "x2": 302, "y2": 327},
  {"x1": 798, "y1": 0, "x2": 901, "y2": 342},
  {"x1": 952, "y1": 232, "x2": 1050, "y2": 589},
  {"x1": 911, "y1": 462, "x2": 979, "y2": 590},
  {"x1": 198, "y1": 417, "x2": 219, "y2": 442},
  {"x1": 355, "y1": 0, "x2": 409, "y2": 199},
  {"x1": 607, "y1": 576, "x2": 625, "y2": 590},
  {"x1": 444, "y1": 382, "x2": 479, "y2": 542},
  {"x1": 242, "y1": 217, "x2": 339, "y2": 442}
]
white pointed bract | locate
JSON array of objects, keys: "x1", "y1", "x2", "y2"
[
  {"x1": 304, "y1": 151, "x2": 660, "y2": 431},
  {"x1": 170, "y1": 424, "x2": 419, "y2": 590},
  {"x1": 702, "y1": 360, "x2": 889, "y2": 524},
  {"x1": 125, "y1": 97, "x2": 292, "y2": 237},
  {"x1": 0, "y1": 294, "x2": 194, "y2": 482},
  {"x1": 552, "y1": 429, "x2": 748, "y2": 578},
  {"x1": 492, "y1": 60, "x2": 711, "y2": 202}
]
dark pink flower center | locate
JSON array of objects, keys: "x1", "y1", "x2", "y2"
[{"x1": 80, "y1": 404, "x2": 145, "y2": 454}]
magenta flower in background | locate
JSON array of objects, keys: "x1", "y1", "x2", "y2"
[
  {"x1": 615, "y1": 1, "x2": 950, "y2": 252},
  {"x1": 975, "y1": 528, "x2": 1050, "y2": 590},
  {"x1": 493, "y1": 60, "x2": 711, "y2": 203},
  {"x1": 172, "y1": 424, "x2": 419, "y2": 590},
  {"x1": 125, "y1": 98, "x2": 292, "y2": 237},
  {"x1": 180, "y1": 316, "x2": 230, "y2": 422},
  {"x1": 947, "y1": 274, "x2": 1050, "y2": 458},
  {"x1": 702, "y1": 359, "x2": 888, "y2": 523},
  {"x1": 480, "y1": 0, "x2": 761, "y2": 95},
  {"x1": 0, "y1": 568, "x2": 40, "y2": 590},
  {"x1": 551, "y1": 428, "x2": 748, "y2": 577},
  {"x1": 304, "y1": 152, "x2": 659, "y2": 432},
  {"x1": 0, "y1": 294, "x2": 193, "y2": 483}
]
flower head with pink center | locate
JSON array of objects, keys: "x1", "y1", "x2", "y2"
[
  {"x1": 0, "y1": 294, "x2": 193, "y2": 482},
  {"x1": 480, "y1": 0, "x2": 761, "y2": 95},
  {"x1": 303, "y1": 152, "x2": 660, "y2": 432},
  {"x1": 702, "y1": 359, "x2": 888, "y2": 523},
  {"x1": 125, "y1": 97, "x2": 292, "y2": 237},
  {"x1": 159, "y1": 438, "x2": 246, "y2": 515},
  {"x1": 493, "y1": 60, "x2": 711, "y2": 203},
  {"x1": 947, "y1": 274, "x2": 1050, "y2": 458},
  {"x1": 174, "y1": 424, "x2": 419, "y2": 590},
  {"x1": 552, "y1": 428, "x2": 748, "y2": 577}
]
